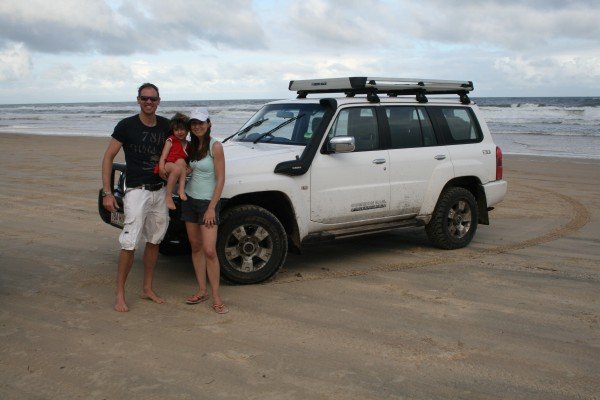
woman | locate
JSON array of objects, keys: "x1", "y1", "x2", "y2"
[{"x1": 180, "y1": 107, "x2": 228, "y2": 314}]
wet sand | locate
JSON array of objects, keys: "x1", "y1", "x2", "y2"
[{"x1": 0, "y1": 133, "x2": 599, "y2": 399}]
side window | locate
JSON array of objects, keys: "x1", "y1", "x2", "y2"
[
  {"x1": 385, "y1": 106, "x2": 422, "y2": 148},
  {"x1": 304, "y1": 111, "x2": 325, "y2": 141},
  {"x1": 441, "y1": 107, "x2": 482, "y2": 143},
  {"x1": 329, "y1": 107, "x2": 379, "y2": 151}
]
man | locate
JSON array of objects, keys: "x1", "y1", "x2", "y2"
[{"x1": 101, "y1": 83, "x2": 171, "y2": 312}]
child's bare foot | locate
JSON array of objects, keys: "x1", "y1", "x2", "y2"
[
  {"x1": 114, "y1": 295, "x2": 129, "y2": 312},
  {"x1": 179, "y1": 190, "x2": 187, "y2": 201},
  {"x1": 141, "y1": 290, "x2": 166, "y2": 304},
  {"x1": 166, "y1": 196, "x2": 176, "y2": 210}
]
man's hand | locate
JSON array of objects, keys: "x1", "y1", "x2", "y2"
[
  {"x1": 159, "y1": 166, "x2": 168, "y2": 180},
  {"x1": 102, "y1": 194, "x2": 119, "y2": 213}
]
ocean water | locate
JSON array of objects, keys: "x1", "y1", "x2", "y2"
[
  {"x1": 0, "y1": 97, "x2": 599, "y2": 159},
  {"x1": 474, "y1": 97, "x2": 600, "y2": 160}
]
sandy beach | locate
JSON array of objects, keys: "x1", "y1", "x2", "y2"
[{"x1": 0, "y1": 132, "x2": 598, "y2": 399}]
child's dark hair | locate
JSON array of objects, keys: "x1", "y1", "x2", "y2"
[{"x1": 170, "y1": 112, "x2": 189, "y2": 132}]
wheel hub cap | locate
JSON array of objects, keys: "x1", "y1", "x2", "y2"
[
  {"x1": 242, "y1": 239, "x2": 257, "y2": 256},
  {"x1": 224, "y1": 224, "x2": 273, "y2": 273},
  {"x1": 448, "y1": 200, "x2": 471, "y2": 239}
]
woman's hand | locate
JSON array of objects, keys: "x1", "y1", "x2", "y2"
[{"x1": 203, "y1": 208, "x2": 216, "y2": 228}]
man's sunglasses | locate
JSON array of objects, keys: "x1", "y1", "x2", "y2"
[{"x1": 139, "y1": 96, "x2": 159, "y2": 102}]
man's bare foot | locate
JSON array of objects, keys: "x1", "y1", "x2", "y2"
[
  {"x1": 115, "y1": 296, "x2": 129, "y2": 312},
  {"x1": 141, "y1": 290, "x2": 166, "y2": 304},
  {"x1": 166, "y1": 196, "x2": 176, "y2": 210},
  {"x1": 179, "y1": 190, "x2": 187, "y2": 201}
]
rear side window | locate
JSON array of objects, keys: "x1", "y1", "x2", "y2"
[
  {"x1": 384, "y1": 106, "x2": 437, "y2": 148},
  {"x1": 438, "y1": 107, "x2": 482, "y2": 144}
]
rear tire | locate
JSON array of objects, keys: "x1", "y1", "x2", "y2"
[
  {"x1": 426, "y1": 187, "x2": 478, "y2": 249},
  {"x1": 217, "y1": 205, "x2": 288, "y2": 284}
]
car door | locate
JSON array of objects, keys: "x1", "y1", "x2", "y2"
[
  {"x1": 310, "y1": 106, "x2": 390, "y2": 224},
  {"x1": 384, "y1": 106, "x2": 454, "y2": 215},
  {"x1": 427, "y1": 106, "x2": 494, "y2": 181}
]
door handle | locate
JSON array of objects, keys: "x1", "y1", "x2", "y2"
[
  {"x1": 372, "y1": 158, "x2": 387, "y2": 164},
  {"x1": 434, "y1": 155, "x2": 446, "y2": 160}
]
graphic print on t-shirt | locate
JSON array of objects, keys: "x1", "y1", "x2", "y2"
[
  {"x1": 128, "y1": 130, "x2": 165, "y2": 172},
  {"x1": 112, "y1": 115, "x2": 170, "y2": 187}
]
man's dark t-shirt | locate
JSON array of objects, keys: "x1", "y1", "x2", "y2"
[{"x1": 112, "y1": 114, "x2": 171, "y2": 187}]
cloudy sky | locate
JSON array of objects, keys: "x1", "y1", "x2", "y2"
[{"x1": 0, "y1": 0, "x2": 599, "y2": 104}]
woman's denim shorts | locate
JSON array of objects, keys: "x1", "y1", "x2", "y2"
[{"x1": 180, "y1": 197, "x2": 221, "y2": 225}]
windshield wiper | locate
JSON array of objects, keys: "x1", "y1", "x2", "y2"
[
  {"x1": 252, "y1": 114, "x2": 305, "y2": 144},
  {"x1": 222, "y1": 118, "x2": 269, "y2": 143}
]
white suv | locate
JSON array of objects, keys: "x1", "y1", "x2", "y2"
[{"x1": 99, "y1": 77, "x2": 507, "y2": 284}]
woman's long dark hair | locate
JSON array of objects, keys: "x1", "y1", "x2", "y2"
[{"x1": 188, "y1": 119, "x2": 212, "y2": 161}]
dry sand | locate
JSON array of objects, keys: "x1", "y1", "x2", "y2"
[{"x1": 0, "y1": 133, "x2": 599, "y2": 399}]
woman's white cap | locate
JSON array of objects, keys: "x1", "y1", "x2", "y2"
[{"x1": 189, "y1": 107, "x2": 210, "y2": 122}]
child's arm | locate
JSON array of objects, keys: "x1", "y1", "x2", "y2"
[{"x1": 158, "y1": 139, "x2": 173, "y2": 179}]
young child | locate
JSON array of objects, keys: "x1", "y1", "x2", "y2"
[{"x1": 157, "y1": 112, "x2": 190, "y2": 210}]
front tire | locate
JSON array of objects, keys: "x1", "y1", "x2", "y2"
[
  {"x1": 158, "y1": 216, "x2": 189, "y2": 256},
  {"x1": 426, "y1": 187, "x2": 478, "y2": 249},
  {"x1": 217, "y1": 205, "x2": 288, "y2": 284},
  {"x1": 159, "y1": 239, "x2": 190, "y2": 256}
]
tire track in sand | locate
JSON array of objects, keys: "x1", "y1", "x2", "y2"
[{"x1": 273, "y1": 183, "x2": 591, "y2": 284}]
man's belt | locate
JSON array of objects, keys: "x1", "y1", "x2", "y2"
[{"x1": 126, "y1": 182, "x2": 165, "y2": 192}]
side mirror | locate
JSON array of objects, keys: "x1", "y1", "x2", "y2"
[{"x1": 327, "y1": 136, "x2": 355, "y2": 153}]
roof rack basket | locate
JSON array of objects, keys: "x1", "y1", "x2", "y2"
[{"x1": 289, "y1": 77, "x2": 474, "y2": 104}]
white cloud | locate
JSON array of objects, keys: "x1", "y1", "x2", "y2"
[
  {"x1": 0, "y1": 0, "x2": 133, "y2": 53},
  {"x1": 0, "y1": 0, "x2": 599, "y2": 102},
  {"x1": 405, "y1": 0, "x2": 600, "y2": 52},
  {"x1": 42, "y1": 62, "x2": 77, "y2": 81},
  {"x1": 494, "y1": 56, "x2": 546, "y2": 85},
  {"x1": 0, "y1": 0, "x2": 118, "y2": 31},
  {"x1": 140, "y1": 0, "x2": 267, "y2": 49},
  {"x1": 494, "y1": 54, "x2": 600, "y2": 88},
  {"x1": 288, "y1": 0, "x2": 394, "y2": 47},
  {"x1": 0, "y1": 0, "x2": 266, "y2": 55},
  {"x1": 0, "y1": 43, "x2": 31, "y2": 81}
]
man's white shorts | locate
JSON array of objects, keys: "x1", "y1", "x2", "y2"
[{"x1": 119, "y1": 187, "x2": 169, "y2": 250}]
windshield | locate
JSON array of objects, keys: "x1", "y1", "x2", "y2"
[{"x1": 233, "y1": 103, "x2": 326, "y2": 145}]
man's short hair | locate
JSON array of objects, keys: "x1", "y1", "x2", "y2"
[{"x1": 138, "y1": 83, "x2": 160, "y2": 97}]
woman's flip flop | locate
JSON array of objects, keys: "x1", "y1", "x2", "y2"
[
  {"x1": 185, "y1": 293, "x2": 209, "y2": 305},
  {"x1": 212, "y1": 303, "x2": 229, "y2": 314}
]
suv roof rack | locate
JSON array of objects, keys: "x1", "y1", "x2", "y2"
[{"x1": 289, "y1": 77, "x2": 474, "y2": 104}]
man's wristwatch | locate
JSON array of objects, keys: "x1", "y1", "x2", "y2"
[{"x1": 101, "y1": 190, "x2": 113, "y2": 197}]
